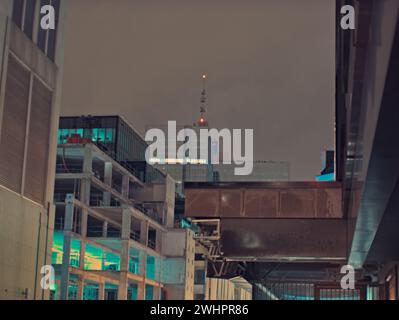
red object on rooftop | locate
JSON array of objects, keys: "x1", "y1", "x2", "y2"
[{"x1": 67, "y1": 134, "x2": 90, "y2": 144}]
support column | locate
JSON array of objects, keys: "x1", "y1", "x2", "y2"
[
  {"x1": 81, "y1": 146, "x2": 92, "y2": 205},
  {"x1": 138, "y1": 250, "x2": 147, "y2": 300},
  {"x1": 122, "y1": 175, "x2": 130, "y2": 198},
  {"x1": 102, "y1": 221, "x2": 108, "y2": 238},
  {"x1": 79, "y1": 210, "x2": 88, "y2": 270},
  {"x1": 118, "y1": 208, "x2": 131, "y2": 300},
  {"x1": 137, "y1": 282, "x2": 146, "y2": 300},
  {"x1": 103, "y1": 161, "x2": 112, "y2": 206},
  {"x1": 60, "y1": 194, "x2": 74, "y2": 300},
  {"x1": 140, "y1": 220, "x2": 149, "y2": 246},
  {"x1": 76, "y1": 277, "x2": 84, "y2": 300},
  {"x1": 98, "y1": 283, "x2": 105, "y2": 300}
]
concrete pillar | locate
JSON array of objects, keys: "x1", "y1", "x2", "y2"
[
  {"x1": 104, "y1": 162, "x2": 112, "y2": 185},
  {"x1": 98, "y1": 283, "x2": 105, "y2": 300},
  {"x1": 122, "y1": 175, "x2": 130, "y2": 198},
  {"x1": 155, "y1": 286, "x2": 162, "y2": 300},
  {"x1": 118, "y1": 208, "x2": 131, "y2": 300},
  {"x1": 60, "y1": 194, "x2": 74, "y2": 300},
  {"x1": 103, "y1": 162, "x2": 112, "y2": 205},
  {"x1": 103, "y1": 192, "x2": 111, "y2": 206},
  {"x1": 102, "y1": 221, "x2": 108, "y2": 238},
  {"x1": 81, "y1": 146, "x2": 92, "y2": 205},
  {"x1": 140, "y1": 220, "x2": 149, "y2": 246},
  {"x1": 77, "y1": 277, "x2": 84, "y2": 300},
  {"x1": 79, "y1": 210, "x2": 88, "y2": 270},
  {"x1": 137, "y1": 282, "x2": 146, "y2": 300}
]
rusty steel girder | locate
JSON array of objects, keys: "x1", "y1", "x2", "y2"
[{"x1": 185, "y1": 182, "x2": 343, "y2": 219}]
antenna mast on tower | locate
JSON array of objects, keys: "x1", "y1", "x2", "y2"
[{"x1": 196, "y1": 74, "x2": 208, "y2": 127}]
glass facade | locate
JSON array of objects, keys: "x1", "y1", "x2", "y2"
[
  {"x1": 58, "y1": 116, "x2": 164, "y2": 182},
  {"x1": 146, "y1": 255, "x2": 162, "y2": 281},
  {"x1": 83, "y1": 243, "x2": 121, "y2": 271},
  {"x1": 51, "y1": 231, "x2": 81, "y2": 268}
]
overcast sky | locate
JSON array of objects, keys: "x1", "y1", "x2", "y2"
[{"x1": 61, "y1": 0, "x2": 335, "y2": 180}]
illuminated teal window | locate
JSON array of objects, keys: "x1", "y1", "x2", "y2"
[
  {"x1": 104, "y1": 252, "x2": 120, "y2": 271},
  {"x1": 92, "y1": 128, "x2": 99, "y2": 142},
  {"x1": 128, "y1": 284, "x2": 138, "y2": 300},
  {"x1": 51, "y1": 232, "x2": 81, "y2": 267},
  {"x1": 68, "y1": 284, "x2": 78, "y2": 300},
  {"x1": 105, "y1": 128, "x2": 114, "y2": 142},
  {"x1": 58, "y1": 128, "x2": 70, "y2": 144},
  {"x1": 83, "y1": 282, "x2": 99, "y2": 300},
  {"x1": 145, "y1": 285, "x2": 154, "y2": 300},
  {"x1": 129, "y1": 248, "x2": 140, "y2": 274},
  {"x1": 146, "y1": 255, "x2": 155, "y2": 280},
  {"x1": 98, "y1": 128, "x2": 106, "y2": 142}
]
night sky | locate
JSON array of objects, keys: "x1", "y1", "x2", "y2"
[{"x1": 61, "y1": 0, "x2": 335, "y2": 180}]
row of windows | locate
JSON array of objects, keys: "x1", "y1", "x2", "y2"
[
  {"x1": 58, "y1": 128, "x2": 116, "y2": 146},
  {"x1": 12, "y1": 0, "x2": 61, "y2": 61}
]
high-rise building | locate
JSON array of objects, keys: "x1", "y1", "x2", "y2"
[{"x1": 0, "y1": 0, "x2": 67, "y2": 300}]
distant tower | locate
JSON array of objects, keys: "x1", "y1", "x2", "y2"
[{"x1": 196, "y1": 74, "x2": 209, "y2": 127}]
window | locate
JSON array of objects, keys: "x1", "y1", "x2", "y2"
[
  {"x1": 23, "y1": 0, "x2": 37, "y2": 39},
  {"x1": 12, "y1": 0, "x2": 61, "y2": 60},
  {"x1": 12, "y1": 0, "x2": 24, "y2": 28},
  {"x1": 145, "y1": 285, "x2": 154, "y2": 300}
]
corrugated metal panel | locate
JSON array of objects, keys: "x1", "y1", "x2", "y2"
[
  {"x1": 0, "y1": 55, "x2": 30, "y2": 193},
  {"x1": 244, "y1": 189, "x2": 278, "y2": 218},
  {"x1": 185, "y1": 188, "x2": 219, "y2": 217},
  {"x1": 24, "y1": 77, "x2": 52, "y2": 204}
]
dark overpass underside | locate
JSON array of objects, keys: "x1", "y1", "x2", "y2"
[{"x1": 185, "y1": 182, "x2": 349, "y2": 285}]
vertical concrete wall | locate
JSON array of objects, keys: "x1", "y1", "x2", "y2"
[
  {"x1": 0, "y1": 0, "x2": 11, "y2": 136},
  {"x1": 161, "y1": 229, "x2": 195, "y2": 299},
  {"x1": 0, "y1": 186, "x2": 52, "y2": 299},
  {"x1": 0, "y1": 1, "x2": 67, "y2": 300}
]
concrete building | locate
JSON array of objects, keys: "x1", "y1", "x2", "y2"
[
  {"x1": 0, "y1": 0, "x2": 67, "y2": 300},
  {"x1": 52, "y1": 119, "x2": 195, "y2": 300}
]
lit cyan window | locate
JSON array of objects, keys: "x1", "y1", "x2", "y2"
[
  {"x1": 83, "y1": 282, "x2": 99, "y2": 300},
  {"x1": 51, "y1": 231, "x2": 81, "y2": 267},
  {"x1": 98, "y1": 128, "x2": 106, "y2": 142},
  {"x1": 92, "y1": 128, "x2": 99, "y2": 142},
  {"x1": 104, "y1": 252, "x2": 120, "y2": 271},
  {"x1": 129, "y1": 248, "x2": 140, "y2": 274},
  {"x1": 128, "y1": 284, "x2": 138, "y2": 300},
  {"x1": 145, "y1": 285, "x2": 154, "y2": 300},
  {"x1": 146, "y1": 255, "x2": 155, "y2": 280},
  {"x1": 105, "y1": 128, "x2": 114, "y2": 142},
  {"x1": 84, "y1": 243, "x2": 103, "y2": 270}
]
